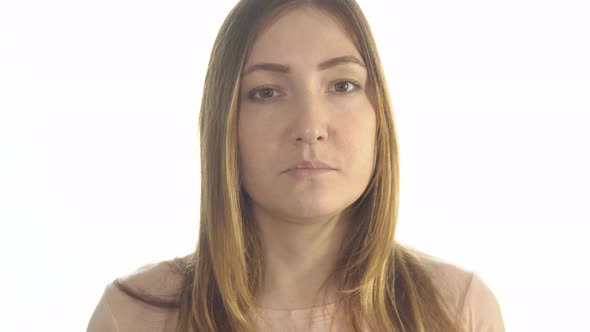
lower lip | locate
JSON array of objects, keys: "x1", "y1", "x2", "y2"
[{"x1": 284, "y1": 168, "x2": 333, "y2": 178}]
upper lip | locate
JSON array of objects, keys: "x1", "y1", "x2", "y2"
[{"x1": 284, "y1": 160, "x2": 334, "y2": 172}]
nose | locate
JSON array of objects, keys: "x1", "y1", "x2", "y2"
[{"x1": 290, "y1": 94, "x2": 329, "y2": 145}]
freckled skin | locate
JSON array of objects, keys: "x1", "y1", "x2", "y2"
[{"x1": 238, "y1": 7, "x2": 376, "y2": 224}]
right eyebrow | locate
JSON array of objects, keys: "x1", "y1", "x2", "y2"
[{"x1": 242, "y1": 63, "x2": 290, "y2": 77}]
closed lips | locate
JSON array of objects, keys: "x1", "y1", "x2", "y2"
[{"x1": 285, "y1": 160, "x2": 334, "y2": 172}]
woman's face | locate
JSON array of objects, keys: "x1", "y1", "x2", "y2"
[{"x1": 238, "y1": 7, "x2": 376, "y2": 222}]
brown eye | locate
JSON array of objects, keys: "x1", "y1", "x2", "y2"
[
  {"x1": 329, "y1": 80, "x2": 361, "y2": 93},
  {"x1": 249, "y1": 86, "x2": 282, "y2": 101},
  {"x1": 259, "y1": 88, "x2": 275, "y2": 98}
]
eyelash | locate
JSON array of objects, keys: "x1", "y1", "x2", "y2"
[{"x1": 247, "y1": 79, "x2": 362, "y2": 102}]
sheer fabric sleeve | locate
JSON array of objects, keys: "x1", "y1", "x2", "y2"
[
  {"x1": 457, "y1": 273, "x2": 506, "y2": 332},
  {"x1": 86, "y1": 285, "x2": 120, "y2": 332}
]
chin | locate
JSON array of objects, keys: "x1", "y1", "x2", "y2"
[{"x1": 281, "y1": 201, "x2": 347, "y2": 221}]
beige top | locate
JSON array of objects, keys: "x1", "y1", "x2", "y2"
[{"x1": 86, "y1": 250, "x2": 505, "y2": 332}]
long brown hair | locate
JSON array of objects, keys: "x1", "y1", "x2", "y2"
[{"x1": 115, "y1": 1, "x2": 465, "y2": 331}]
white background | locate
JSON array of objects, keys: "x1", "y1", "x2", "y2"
[{"x1": 1, "y1": 0, "x2": 588, "y2": 331}]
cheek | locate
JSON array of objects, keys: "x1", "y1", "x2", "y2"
[
  {"x1": 238, "y1": 119, "x2": 258, "y2": 194},
  {"x1": 341, "y1": 110, "x2": 376, "y2": 163},
  {"x1": 238, "y1": 113, "x2": 278, "y2": 185},
  {"x1": 238, "y1": 111, "x2": 263, "y2": 150},
  {"x1": 237, "y1": 116, "x2": 254, "y2": 173},
  {"x1": 239, "y1": 114, "x2": 273, "y2": 159}
]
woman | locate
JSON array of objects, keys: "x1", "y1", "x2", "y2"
[{"x1": 87, "y1": 0, "x2": 505, "y2": 331}]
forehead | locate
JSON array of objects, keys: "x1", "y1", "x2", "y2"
[{"x1": 244, "y1": 7, "x2": 361, "y2": 67}]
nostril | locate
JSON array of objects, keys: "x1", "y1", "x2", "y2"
[{"x1": 293, "y1": 130, "x2": 328, "y2": 144}]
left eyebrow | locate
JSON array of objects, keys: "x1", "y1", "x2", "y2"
[
  {"x1": 241, "y1": 55, "x2": 366, "y2": 77},
  {"x1": 318, "y1": 55, "x2": 366, "y2": 70}
]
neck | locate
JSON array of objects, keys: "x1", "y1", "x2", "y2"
[{"x1": 253, "y1": 206, "x2": 352, "y2": 310}]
